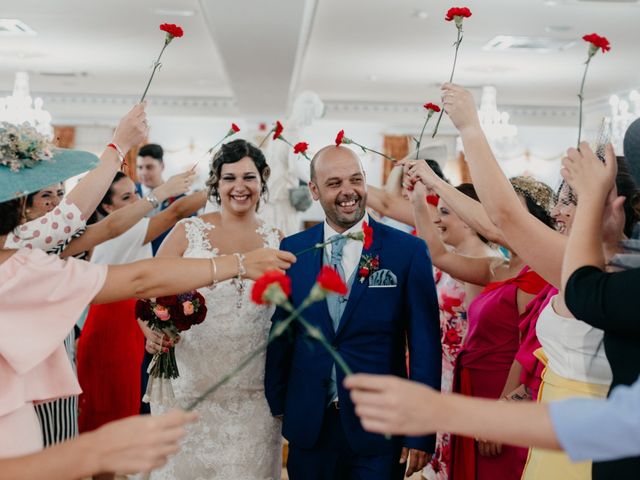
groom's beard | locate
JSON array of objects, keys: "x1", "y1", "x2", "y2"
[{"x1": 324, "y1": 193, "x2": 366, "y2": 231}]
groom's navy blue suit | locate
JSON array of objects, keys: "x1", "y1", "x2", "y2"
[{"x1": 265, "y1": 217, "x2": 441, "y2": 479}]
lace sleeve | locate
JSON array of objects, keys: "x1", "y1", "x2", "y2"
[
  {"x1": 177, "y1": 217, "x2": 214, "y2": 254},
  {"x1": 4, "y1": 200, "x2": 86, "y2": 250}
]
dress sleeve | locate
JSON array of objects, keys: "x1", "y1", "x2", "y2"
[
  {"x1": 565, "y1": 265, "x2": 640, "y2": 336},
  {"x1": 0, "y1": 249, "x2": 107, "y2": 374},
  {"x1": 3, "y1": 200, "x2": 86, "y2": 251},
  {"x1": 549, "y1": 378, "x2": 640, "y2": 462}
]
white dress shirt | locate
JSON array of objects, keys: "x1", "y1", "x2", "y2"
[{"x1": 323, "y1": 214, "x2": 368, "y2": 282}]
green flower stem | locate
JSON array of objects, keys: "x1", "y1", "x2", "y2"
[
  {"x1": 415, "y1": 111, "x2": 434, "y2": 160},
  {"x1": 258, "y1": 128, "x2": 275, "y2": 148},
  {"x1": 577, "y1": 55, "x2": 593, "y2": 148},
  {"x1": 278, "y1": 136, "x2": 311, "y2": 161},
  {"x1": 350, "y1": 141, "x2": 395, "y2": 162},
  {"x1": 206, "y1": 132, "x2": 232, "y2": 155},
  {"x1": 185, "y1": 298, "x2": 313, "y2": 411},
  {"x1": 140, "y1": 41, "x2": 169, "y2": 103},
  {"x1": 432, "y1": 27, "x2": 463, "y2": 138},
  {"x1": 294, "y1": 235, "x2": 343, "y2": 257}
]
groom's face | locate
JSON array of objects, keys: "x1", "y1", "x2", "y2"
[{"x1": 309, "y1": 147, "x2": 367, "y2": 233}]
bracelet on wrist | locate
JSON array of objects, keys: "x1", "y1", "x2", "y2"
[
  {"x1": 145, "y1": 191, "x2": 160, "y2": 209},
  {"x1": 210, "y1": 257, "x2": 218, "y2": 288},
  {"x1": 107, "y1": 142, "x2": 125, "y2": 162},
  {"x1": 234, "y1": 253, "x2": 246, "y2": 280}
]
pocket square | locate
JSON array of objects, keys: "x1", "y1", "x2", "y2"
[{"x1": 368, "y1": 269, "x2": 398, "y2": 287}]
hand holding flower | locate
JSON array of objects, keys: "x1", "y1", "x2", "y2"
[
  {"x1": 243, "y1": 248, "x2": 297, "y2": 278},
  {"x1": 440, "y1": 83, "x2": 482, "y2": 135},
  {"x1": 560, "y1": 142, "x2": 617, "y2": 198}
]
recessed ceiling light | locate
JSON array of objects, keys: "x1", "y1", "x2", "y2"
[
  {"x1": 484, "y1": 35, "x2": 575, "y2": 53},
  {"x1": 545, "y1": 25, "x2": 572, "y2": 33},
  {"x1": 412, "y1": 10, "x2": 429, "y2": 20},
  {"x1": 0, "y1": 19, "x2": 36, "y2": 36},
  {"x1": 152, "y1": 8, "x2": 195, "y2": 17}
]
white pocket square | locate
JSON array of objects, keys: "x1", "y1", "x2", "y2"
[{"x1": 368, "y1": 269, "x2": 398, "y2": 287}]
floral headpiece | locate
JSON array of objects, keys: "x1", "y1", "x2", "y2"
[
  {"x1": 0, "y1": 122, "x2": 53, "y2": 172},
  {"x1": 510, "y1": 176, "x2": 554, "y2": 214}
]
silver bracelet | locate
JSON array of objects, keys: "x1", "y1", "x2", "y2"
[
  {"x1": 234, "y1": 253, "x2": 246, "y2": 280},
  {"x1": 145, "y1": 191, "x2": 160, "y2": 209}
]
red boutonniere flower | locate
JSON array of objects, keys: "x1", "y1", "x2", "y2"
[
  {"x1": 333, "y1": 129, "x2": 395, "y2": 162},
  {"x1": 432, "y1": 6, "x2": 472, "y2": 138},
  {"x1": 415, "y1": 102, "x2": 441, "y2": 159},
  {"x1": 251, "y1": 271, "x2": 292, "y2": 306},
  {"x1": 140, "y1": 23, "x2": 185, "y2": 103},
  {"x1": 358, "y1": 254, "x2": 381, "y2": 283},
  {"x1": 577, "y1": 33, "x2": 611, "y2": 146},
  {"x1": 317, "y1": 266, "x2": 348, "y2": 295}
]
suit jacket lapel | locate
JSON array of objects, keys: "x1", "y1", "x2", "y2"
[{"x1": 335, "y1": 217, "x2": 384, "y2": 337}]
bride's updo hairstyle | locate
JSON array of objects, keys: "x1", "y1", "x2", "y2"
[{"x1": 206, "y1": 139, "x2": 270, "y2": 210}]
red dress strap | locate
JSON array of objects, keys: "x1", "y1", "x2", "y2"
[{"x1": 481, "y1": 266, "x2": 547, "y2": 295}]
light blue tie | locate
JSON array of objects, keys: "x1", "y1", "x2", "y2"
[
  {"x1": 325, "y1": 234, "x2": 348, "y2": 404},
  {"x1": 326, "y1": 234, "x2": 347, "y2": 329}
]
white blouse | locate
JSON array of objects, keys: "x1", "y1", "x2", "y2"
[
  {"x1": 536, "y1": 295, "x2": 612, "y2": 385},
  {"x1": 90, "y1": 218, "x2": 152, "y2": 265}
]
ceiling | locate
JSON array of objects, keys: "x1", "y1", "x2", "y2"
[{"x1": 0, "y1": 0, "x2": 638, "y2": 118}]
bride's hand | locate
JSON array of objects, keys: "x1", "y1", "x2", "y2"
[{"x1": 244, "y1": 248, "x2": 297, "y2": 279}]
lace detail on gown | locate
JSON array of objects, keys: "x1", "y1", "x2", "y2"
[{"x1": 151, "y1": 217, "x2": 282, "y2": 480}]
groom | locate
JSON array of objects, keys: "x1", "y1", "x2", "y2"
[{"x1": 265, "y1": 145, "x2": 441, "y2": 479}]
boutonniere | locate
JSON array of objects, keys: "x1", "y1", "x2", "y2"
[{"x1": 358, "y1": 254, "x2": 380, "y2": 283}]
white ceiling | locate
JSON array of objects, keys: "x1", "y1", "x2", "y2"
[{"x1": 0, "y1": 0, "x2": 638, "y2": 118}]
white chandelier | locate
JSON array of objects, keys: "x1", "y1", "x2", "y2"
[
  {"x1": 0, "y1": 72, "x2": 53, "y2": 137},
  {"x1": 608, "y1": 90, "x2": 640, "y2": 152},
  {"x1": 477, "y1": 86, "x2": 517, "y2": 142}
]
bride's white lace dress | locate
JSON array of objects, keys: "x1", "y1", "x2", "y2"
[{"x1": 151, "y1": 217, "x2": 282, "y2": 480}]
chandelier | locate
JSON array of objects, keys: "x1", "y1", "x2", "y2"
[
  {"x1": 608, "y1": 90, "x2": 640, "y2": 152},
  {"x1": 0, "y1": 72, "x2": 53, "y2": 137},
  {"x1": 477, "y1": 86, "x2": 517, "y2": 142}
]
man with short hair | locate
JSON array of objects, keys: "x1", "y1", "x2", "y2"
[{"x1": 265, "y1": 145, "x2": 441, "y2": 479}]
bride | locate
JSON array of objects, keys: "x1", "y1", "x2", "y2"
[{"x1": 149, "y1": 139, "x2": 283, "y2": 479}]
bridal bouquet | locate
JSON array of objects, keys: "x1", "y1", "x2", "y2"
[{"x1": 136, "y1": 291, "x2": 207, "y2": 405}]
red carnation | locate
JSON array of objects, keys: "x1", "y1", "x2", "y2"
[
  {"x1": 160, "y1": 23, "x2": 184, "y2": 39},
  {"x1": 583, "y1": 33, "x2": 611, "y2": 54},
  {"x1": 335, "y1": 129, "x2": 345, "y2": 146},
  {"x1": 231, "y1": 123, "x2": 240, "y2": 133},
  {"x1": 423, "y1": 103, "x2": 441, "y2": 112},
  {"x1": 362, "y1": 221, "x2": 374, "y2": 250},
  {"x1": 445, "y1": 7, "x2": 472, "y2": 21},
  {"x1": 251, "y1": 271, "x2": 291, "y2": 305},
  {"x1": 273, "y1": 121, "x2": 284, "y2": 140},
  {"x1": 317, "y1": 266, "x2": 348, "y2": 295},
  {"x1": 293, "y1": 142, "x2": 309, "y2": 154},
  {"x1": 426, "y1": 194, "x2": 440, "y2": 207}
]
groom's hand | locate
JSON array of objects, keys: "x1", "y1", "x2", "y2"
[{"x1": 400, "y1": 448, "x2": 431, "y2": 477}]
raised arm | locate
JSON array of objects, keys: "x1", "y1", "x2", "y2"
[
  {"x1": 64, "y1": 104, "x2": 148, "y2": 219},
  {"x1": 366, "y1": 185, "x2": 415, "y2": 226},
  {"x1": 403, "y1": 160, "x2": 507, "y2": 247},
  {"x1": 93, "y1": 248, "x2": 296, "y2": 304},
  {"x1": 410, "y1": 181, "x2": 496, "y2": 285},
  {"x1": 144, "y1": 191, "x2": 206, "y2": 245},
  {"x1": 61, "y1": 172, "x2": 197, "y2": 258},
  {"x1": 439, "y1": 84, "x2": 566, "y2": 287}
]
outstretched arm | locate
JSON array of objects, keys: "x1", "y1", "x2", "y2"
[
  {"x1": 94, "y1": 248, "x2": 296, "y2": 304},
  {"x1": 366, "y1": 185, "x2": 415, "y2": 226},
  {"x1": 410, "y1": 181, "x2": 496, "y2": 285},
  {"x1": 0, "y1": 410, "x2": 196, "y2": 479},
  {"x1": 61, "y1": 173, "x2": 198, "y2": 258},
  {"x1": 144, "y1": 191, "x2": 206, "y2": 245},
  {"x1": 64, "y1": 104, "x2": 148, "y2": 219},
  {"x1": 438, "y1": 84, "x2": 566, "y2": 287}
]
